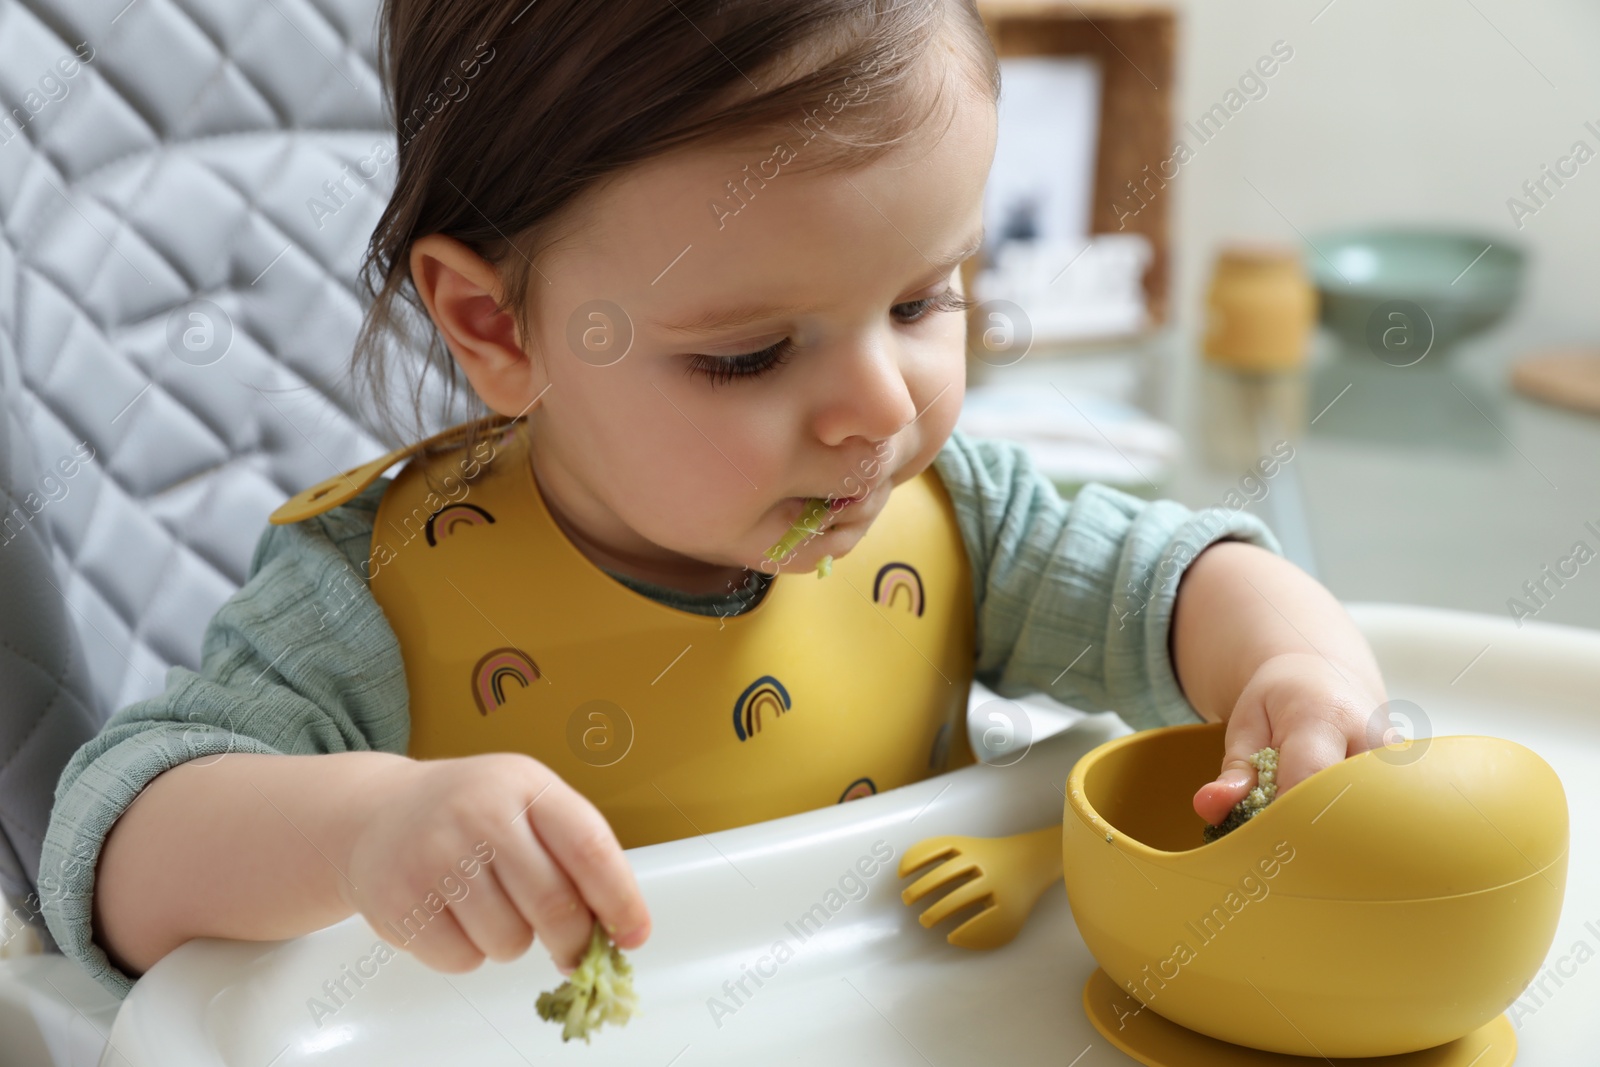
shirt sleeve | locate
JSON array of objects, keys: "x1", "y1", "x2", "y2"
[
  {"x1": 38, "y1": 477, "x2": 408, "y2": 1000},
  {"x1": 932, "y1": 428, "x2": 1285, "y2": 731}
]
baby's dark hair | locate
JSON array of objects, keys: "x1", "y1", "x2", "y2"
[{"x1": 350, "y1": 0, "x2": 999, "y2": 464}]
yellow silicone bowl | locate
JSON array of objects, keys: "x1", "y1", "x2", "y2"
[{"x1": 1062, "y1": 722, "x2": 1567, "y2": 1058}]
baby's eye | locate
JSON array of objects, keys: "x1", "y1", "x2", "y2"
[
  {"x1": 684, "y1": 339, "x2": 794, "y2": 387},
  {"x1": 892, "y1": 286, "x2": 978, "y2": 324},
  {"x1": 682, "y1": 287, "x2": 977, "y2": 387}
]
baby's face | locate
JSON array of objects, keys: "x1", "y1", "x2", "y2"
[{"x1": 517, "y1": 73, "x2": 996, "y2": 587}]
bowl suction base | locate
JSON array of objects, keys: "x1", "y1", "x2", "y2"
[{"x1": 1082, "y1": 968, "x2": 1515, "y2": 1067}]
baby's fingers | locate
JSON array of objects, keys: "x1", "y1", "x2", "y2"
[
  {"x1": 520, "y1": 777, "x2": 651, "y2": 952},
  {"x1": 1275, "y1": 714, "x2": 1351, "y2": 795},
  {"x1": 367, "y1": 883, "x2": 499, "y2": 975},
  {"x1": 1194, "y1": 701, "x2": 1272, "y2": 825},
  {"x1": 493, "y1": 815, "x2": 596, "y2": 974},
  {"x1": 1355, "y1": 699, "x2": 1403, "y2": 756},
  {"x1": 445, "y1": 862, "x2": 535, "y2": 965}
]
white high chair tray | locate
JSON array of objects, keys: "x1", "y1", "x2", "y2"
[{"x1": 103, "y1": 604, "x2": 1599, "y2": 1066}]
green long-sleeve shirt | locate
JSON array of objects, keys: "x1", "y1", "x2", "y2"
[{"x1": 40, "y1": 428, "x2": 1280, "y2": 998}]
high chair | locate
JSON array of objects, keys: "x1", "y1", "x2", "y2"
[
  {"x1": 0, "y1": 0, "x2": 460, "y2": 1059},
  {"x1": 69, "y1": 605, "x2": 1600, "y2": 1066}
]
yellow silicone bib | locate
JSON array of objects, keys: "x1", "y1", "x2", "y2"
[{"x1": 281, "y1": 416, "x2": 977, "y2": 848}]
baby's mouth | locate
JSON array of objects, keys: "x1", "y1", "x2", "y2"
[
  {"x1": 783, "y1": 494, "x2": 858, "y2": 523},
  {"x1": 769, "y1": 473, "x2": 894, "y2": 559},
  {"x1": 764, "y1": 498, "x2": 827, "y2": 564}
]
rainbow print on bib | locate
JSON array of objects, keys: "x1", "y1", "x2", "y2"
[
  {"x1": 732, "y1": 674, "x2": 792, "y2": 741},
  {"x1": 838, "y1": 777, "x2": 878, "y2": 802},
  {"x1": 427, "y1": 502, "x2": 495, "y2": 546},
  {"x1": 473, "y1": 646, "x2": 542, "y2": 715},
  {"x1": 874, "y1": 562, "x2": 924, "y2": 615}
]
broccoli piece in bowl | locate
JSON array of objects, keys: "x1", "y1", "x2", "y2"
[
  {"x1": 535, "y1": 921, "x2": 638, "y2": 1043},
  {"x1": 1202, "y1": 747, "x2": 1279, "y2": 843}
]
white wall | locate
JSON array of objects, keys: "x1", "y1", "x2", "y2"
[{"x1": 1161, "y1": 0, "x2": 1600, "y2": 346}]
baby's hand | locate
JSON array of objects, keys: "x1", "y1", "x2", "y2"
[
  {"x1": 339, "y1": 753, "x2": 649, "y2": 976},
  {"x1": 1193, "y1": 651, "x2": 1392, "y2": 826}
]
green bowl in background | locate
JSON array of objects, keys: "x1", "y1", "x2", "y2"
[{"x1": 1304, "y1": 227, "x2": 1526, "y2": 365}]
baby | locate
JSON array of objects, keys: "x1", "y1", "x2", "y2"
[{"x1": 40, "y1": 0, "x2": 1391, "y2": 1001}]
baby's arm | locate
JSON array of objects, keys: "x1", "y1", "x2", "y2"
[
  {"x1": 95, "y1": 748, "x2": 649, "y2": 982},
  {"x1": 928, "y1": 430, "x2": 1285, "y2": 733},
  {"x1": 40, "y1": 482, "x2": 411, "y2": 997},
  {"x1": 92, "y1": 750, "x2": 407, "y2": 977},
  {"x1": 1170, "y1": 540, "x2": 1389, "y2": 823}
]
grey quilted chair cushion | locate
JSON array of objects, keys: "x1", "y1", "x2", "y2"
[
  {"x1": 0, "y1": 351, "x2": 99, "y2": 952},
  {"x1": 0, "y1": 0, "x2": 460, "y2": 935}
]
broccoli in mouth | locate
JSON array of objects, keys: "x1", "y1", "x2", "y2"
[
  {"x1": 766, "y1": 497, "x2": 837, "y2": 577},
  {"x1": 1201, "y1": 747, "x2": 1279, "y2": 843},
  {"x1": 535, "y1": 921, "x2": 638, "y2": 1043}
]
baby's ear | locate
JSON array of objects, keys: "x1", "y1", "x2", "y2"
[
  {"x1": 409, "y1": 233, "x2": 538, "y2": 415},
  {"x1": 409, "y1": 234, "x2": 517, "y2": 351}
]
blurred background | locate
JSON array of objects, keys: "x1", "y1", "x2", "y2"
[{"x1": 961, "y1": 0, "x2": 1600, "y2": 631}]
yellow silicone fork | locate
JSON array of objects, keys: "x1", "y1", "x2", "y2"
[{"x1": 897, "y1": 825, "x2": 1063, "y2": 950}]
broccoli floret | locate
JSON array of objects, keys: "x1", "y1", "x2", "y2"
[
  {"x1": 1202, "y1": 747, "x2": 1279, "y2": 843},
  {"x1": 535, "y1": 921, "x2": 638, "y2": 1043}
]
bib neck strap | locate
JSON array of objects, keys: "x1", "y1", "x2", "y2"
[{"x1": 269, "y1": 413, "x2": 520, "y2": 525}]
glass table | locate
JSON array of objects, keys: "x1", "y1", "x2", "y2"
[{"x1": 971, "y1": 322, "x2": 1600, "y2": 633}]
